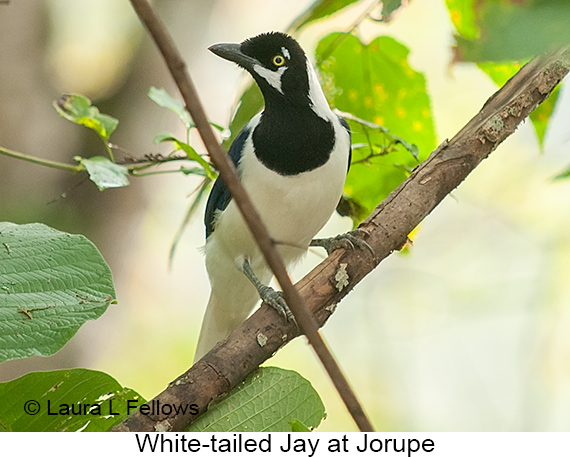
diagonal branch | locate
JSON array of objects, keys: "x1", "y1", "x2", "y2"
[
  {"x1": 112, "y1": 47, "x2": 570, "y2": 432},
  {"x1": 127, "y1": 0, "x2": 373, "y2": 431}
]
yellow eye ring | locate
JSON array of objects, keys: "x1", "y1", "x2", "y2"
[{"x1": 272, "y1": 55, "x2": 285, "y2": 66}]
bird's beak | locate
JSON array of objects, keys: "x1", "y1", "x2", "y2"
[{"x1": 209, "y1": 43, "x2": 258, "y2": 70}]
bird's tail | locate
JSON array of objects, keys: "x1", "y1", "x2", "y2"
[
  {"x1": 194, "y1": 293, "x2": 224, "y2": 362},
  {"x1": 194, "y1": 290, "x2": 255, "y2": 363}
]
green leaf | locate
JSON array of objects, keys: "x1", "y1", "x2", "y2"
[
  {"x1": 148, "y1": 86, "x2": 193, "y2": 129},
  {"x1": 186, "y1": 367, "x2": 326, "y2": 432},
  {"x1": 79, "y1": 156, "x2": 130, "y2": 191},
  {"x1": 53, "y1": 94, "x2": 118, "y2": 141},
  {"x1": 477, "y1": 61, "x2": 560, "y2": 147},
  {"x1": 0, "y1": 223, "x2": 116, "y2": 363},
  {"x1": 289, "y1": 0, "x2": 361, "y2": 30},
  {"x1": 317, "y1": 33, "x2": 436, "y2": 224},
  {"x1": 154, "y1": 134, "x2": 216, "y2": 180},
  {"x1": 175, "y1": 142, "x2": 207, "y2": 170},
  {"x1": 222, "y1": 82, "x2": 264, "y2": 151},
  {"x1": 0, "y1": 369, "x2": 144, "y2": 432},
  {"x1": 448, "y1": 0, "x2": 570, "y2": 62}
]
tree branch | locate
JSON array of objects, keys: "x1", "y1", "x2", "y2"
[
  {"x1": 112, "y1": 46, "x2": 570, "y2": 432},
  {"x1": 127, "y1": 0, "x2": 373, "y2": 432}
]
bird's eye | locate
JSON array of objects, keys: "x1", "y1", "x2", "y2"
[{"x1": 272, "y1": 55, "x2": 285, "y2": 66}]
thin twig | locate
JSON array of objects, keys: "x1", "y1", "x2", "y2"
[
  {"x1": 127, "y1": 0, "x2": 374, "y2": 432},
  {"x1": 0, "y1": 145, "x2": 81, "y2": 173},
  {"x1": 0, "y1": 144, "x2": 206, "y2": 177}
]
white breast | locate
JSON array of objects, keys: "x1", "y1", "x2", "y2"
[{"x1": 209, "y1": 113, "x2": 350, "y2": 270}]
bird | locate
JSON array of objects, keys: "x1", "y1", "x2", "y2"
[{"x1": 194, "y1": 31, "x2": 353, "y2": 362}]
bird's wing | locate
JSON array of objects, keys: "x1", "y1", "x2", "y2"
[
  {"x1": 338, "y1": 115, "x2": 352, "y2": 172},
  {"x1": 204, "y1": 125, "x2": 252, "y2": 238}
]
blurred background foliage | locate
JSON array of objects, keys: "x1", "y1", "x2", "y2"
[{"x1": 1, "y1": 0, "x2": 570, "y2": 431}]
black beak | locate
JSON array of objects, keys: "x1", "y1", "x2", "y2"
[{"x1": 208, "y1": 43, "x2": 258, "y2": 70}]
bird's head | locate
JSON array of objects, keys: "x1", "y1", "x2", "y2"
[{"x1": 209, "y1": 32, "x2": 315, "y2": 107}]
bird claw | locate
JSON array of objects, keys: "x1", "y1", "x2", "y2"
[
  {"x1": 311, "y1": 229, "x2": 375, "y2": 259},
  {"x1": 258, "y1": 285, "x2": 297, "y2": 325}
]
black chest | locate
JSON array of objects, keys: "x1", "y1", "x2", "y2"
[{"x1": 252, "y1": 107, "x2": 336, "y2": 176}]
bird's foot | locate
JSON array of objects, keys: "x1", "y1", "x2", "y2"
[
  {"x1": 257, "y1": 284, "x2": 296, "y2": 324},
  {"x1": 242, "y1": 258, "x2": 296, "y2": 326},
  {"x1": 311, "y1": 228, "x2": 375, "y2": 258}
]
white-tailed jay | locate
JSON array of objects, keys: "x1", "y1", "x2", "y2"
[{"x1": 194, "y1": 32, "x2": 353, "y2": 361}]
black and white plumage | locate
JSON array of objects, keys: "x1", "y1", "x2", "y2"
[{"x1": 194, "y1": 32, "x2": 351, "y2": 361}]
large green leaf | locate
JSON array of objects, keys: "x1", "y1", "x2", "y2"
[
  {"x1": 447, "y1": 0, "x2": 570, "y2": 62},
  {"x1": 186, "y1": 367, "x2": 326, "y2": 432},
  {"x1": 0, "y1": 222, "x2": 116, "y2": 362},
  {"x1": 317, "y1": 33, "x2": 436, "y2": 223},
  {"x1": 0, "y1": 369, "x2": 144, "y2": 432}
]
